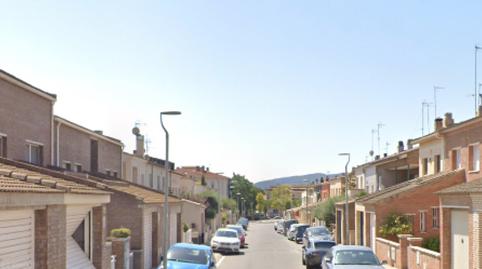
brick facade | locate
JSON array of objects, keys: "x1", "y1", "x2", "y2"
[
  {"x1": 0, "y1": 72, "x2": 54, "y2": 166},
  {"x1": 34, "y1": 205, "x2": 67, "y2": 269}
]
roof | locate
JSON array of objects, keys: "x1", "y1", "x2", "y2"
[
  {"x1": 411, "y1": 115, "x2": 482, "y2": 145},
  {"x1": 437, "y1": 177, "x2": 482, "y2": 195},
  {"x1": 352, "y1": 148, "x2": 419, "y2": 170},
  {"x1": 0, "y1": 158, "x2": 109, "y2": 195},
  {"x1": 357, "y1": 169, "x2": 465, "y2": 205},
  {"x1": 66, "y1": 172, "x2": 181, "y2": 204},
  {"x1": 170, "y1": 243, "x2": 211, "y2": 251},
  {"x1": 176, "y1": 167, "x2": 230, "y2": 181},
  {"x1": 0, "y1": 69, "x2": 56, "y2": 101}
]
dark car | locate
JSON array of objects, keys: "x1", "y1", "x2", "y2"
[
  {"x1": 302, "y1": 239, "x2": 336, "y2": 269},
  {"x1": 282, "y1": 219, "x2": 298, "y2": 236},
  {"x1": 237, "y1": 217, "x2": 249, "y2": 230},
  {"x1": 294, "y1": 224, "x2": 310, "y2": 243},
  {"x1": 303, "y1": 226, "x2": 332, "y2": 248}
]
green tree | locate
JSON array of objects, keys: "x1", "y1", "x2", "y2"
[
  {"x1": 200, "y1": 190, "x2": 219, "y2": 219},
  {"x1": 221, "y1": 198, "x2": 237, "y2": 211},
  {"x1": 314, "y1": 196, "x2": 343, "y2": 227},
  {"x1": 231, "y1": 173, "x2": 262, "y2": 216},
  {"x1": 255, "y1": 192, "x2": 267, "y2": 213},
  {"x1": 379, "y1": 213, "x2": 412, "y2": 238},
  {"x1": 268, "y1": 185, "x2": 292, "y2": 212}
]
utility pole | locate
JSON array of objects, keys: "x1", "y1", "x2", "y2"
[
  {"x1": 433, "y1": 86, "x2": 444, "y2": 119},
  {"x1": 475, "y1": 45, "x2": 482, "y2": 115},
  {"x1": 338, "y1": 153, "x2": 350, "y2": 244},
  {"x1": 377, "y1": 123, "x2": 384, "y2": 156}
]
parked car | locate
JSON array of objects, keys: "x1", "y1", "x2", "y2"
[
  {"x1": 321, "y1": 245, "x2": 386, "y2": 269},
  {"x1": 157, "y1": 243, "x2": 216, "y2": 269},
  {"x1": 238, "y1": 217, "x2": 249, "y2": 230},
  {"x1": 210, "y1": 228, "x2": 241, "y2": 254},
  {"x1": 281, "y1": 219, "x2": 298, "y2": 236},
  {"x1": 276, "y1": 220, "x2": 285, "y2": 233},
  {"x1": 288, "y1": 224, "x2": 309, "y2": 241},
  {"x1": 302, "y1": 238, "x2": 336, "y2": 269},
  {"x1": 294, "y1": 224, "x2": 310, "y2": 243},
  {"x1": 303, "y1": 226, "x2": 332, "y2": 248},
  {"x1": 226, "y1": 224, "x2": 246, "y2": 248}
]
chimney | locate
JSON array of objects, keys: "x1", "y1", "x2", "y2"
[
  {"x1": 94, "y1": 130, "x2": 103, "y2": 135},
  {"x1": 434, "y1": 118, "x2": 443, "y2": 131},
  {"x1": 383, "y1": 153, "x2": 388, "y2": 158},
  {"x1": 375, "y1": 155, "x2": 380, "y2": 160},
  {"x1": 397, "y1": 141, "x2": 405, "y2": 153},
  {"x1": 407, "y1": 139, "x2": 413, "y2": 150},
  {"x1": 478, "y1": 106, "x2": 482, "y2": 117},
  {"x1": 132, "y1": 127, "x2": 145, "y2": 157},
  {"x1": 444, "y1": 113, "x2": 454, "y2": 128}
]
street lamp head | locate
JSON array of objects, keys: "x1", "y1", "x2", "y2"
[
  {"x1": 161, "y1": 111, "x2": 182, "y2": 115},
  {"x1": 236, "y1": 192, "x2": 241, "y2": 196},
  {"x1": 338, "y1": 153, "x2": 350, "y2": 156}
]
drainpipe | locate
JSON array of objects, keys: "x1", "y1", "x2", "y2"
[{"x1": 56, "y1": 121, "x2": 61, "y2": 167}]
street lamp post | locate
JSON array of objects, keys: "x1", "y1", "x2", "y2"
[
  {"x1": 160, "y1": 111, "x2": 181, "y2": 269},
  {"x1": 339, "y1": 153, "x2": 351, "y2": 244}
]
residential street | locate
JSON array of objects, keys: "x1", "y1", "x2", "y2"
[{"x1": 217, "y1": 221, "x2": 305, "y2": 269}]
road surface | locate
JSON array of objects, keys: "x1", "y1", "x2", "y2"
[{"x1": 217, "y1": 221, "x2": 305, "y2": 269}]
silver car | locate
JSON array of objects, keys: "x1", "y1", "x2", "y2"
[{"x1": 321, "y1": 245, "x2": 386, "y2": 269}]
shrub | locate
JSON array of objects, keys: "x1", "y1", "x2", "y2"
[
  {"x1": 183, "y1": 223, "x2": 190, "y2": 233},
  {"x1": 110, "y1": 228, "x2": 131, "y2": 238},
  {"x1": 379, "y1": 213, "x2": 412, "y2": 238},
  {"x1": 422, "y1": 237, "x2": 440, "y2": 252}
]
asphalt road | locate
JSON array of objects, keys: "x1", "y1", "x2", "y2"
[{"x1": 217, "y1": 221, "x2": 305, "y2": 269}]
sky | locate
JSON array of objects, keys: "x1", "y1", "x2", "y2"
[{"x1": 1, "y1": 1, "x2": 482, "y2": 182}]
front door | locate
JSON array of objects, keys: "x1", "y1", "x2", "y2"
[
  {"x1": 336, "y1": 209, "x2": 342, "y2": 243},
  {"x1": 451, "y1": 210, "x2": 469, "y2": 269},
  {"x1": 359, "y1": 211, "x2": 364, "y2": 246}
]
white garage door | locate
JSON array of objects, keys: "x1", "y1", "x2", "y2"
[
  {"x1": 143, "y1": 209, "x2": 153, "y2": 269},
  {"x1": 66, "y1": 206, "x2": 95, "y2": 269},
  {"x1": 451, "y1": 210, "x2": 469, "y2": 269},
  {"x1": 0, "y1": 210, "x2": 34, "y2": 269}
]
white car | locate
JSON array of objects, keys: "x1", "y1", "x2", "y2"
[{"x1": 210, "y1": 228, "x2": 241, "y2": 254}]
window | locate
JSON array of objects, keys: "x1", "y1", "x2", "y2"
[
  {"x1": 432, "y1": 208, "x2": 439, "y2": 228},
  {"x1": 470, "y1": 144, "x2": 480, "y2": 171},
  {"x1": 0, "y1": 135, "x2": 6, "y2": 157},
  {"x1": 113, "y1": 171, "x2": 118, "y2": 178},
  {"x1": 75, "y1": 164, "x2": 82, "y2": 172},
  {"x1": 141, "y1": 174, "x2": 145, "y2": 185},
  {"x1": 452, "y1": 149, "x2": 461, "y2": 170},
  {"x1": 434, "y1": 155, "x2": 441, "y2": 173},
  {"x1": 157, "y1": 175, "x2": 161, "y2": 190},
  {"x1": 26, "y1": 142, "x2": 43, "y2": 165},
  {"x1": 419, "y1": 211, "x2": 426, "y2": 232},
  {"x1": 106, "y1": 170, "x2": 111, "y2": 176},
  {"x1": 149, "y1": 173, "x2": 153, "y2": 188},
  {"x1": 132, "y1": 167, "x2": 138, "y2": 183},
  {"x1": 422, "y1": 158, "x2": 429, "y2": 175},
  {"x1": 63, "y1": 161, "x2": 72, "y2": 171}
]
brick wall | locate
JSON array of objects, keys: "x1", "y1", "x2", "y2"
[
  {"x1": 112, "y1": 237, "x2": 130, "y2": 269},
  {"x1": 35, "y1": 205, "x2": 67, "y2": 269},
  {"x1": 93, "y1": 205, "x2": 110, "y2": 269},
  {"x1": 440, "y1": 207, "x2": 451, "y2": 269},
  {"x1": 376, "y1": 237, "x2": 400, "y2": 268},
  {"x1": 0, "y1": 77, "x2": 53, "y2": 165},
  {"x1": 407, "y1": 245, "x2": 440, "y2": 269}
]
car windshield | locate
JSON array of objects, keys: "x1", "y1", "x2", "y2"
[
  {"x1": 296, "y1": 226, "x2": 309, "y2": 235},
  {"x1": 227, "y1": 226, "x2": 243, "y2": 235},
  {"x1": 333, "y1": 250, "x2": 381, "y2": 265},
  {"x1": 167, "y1": 247, "x2": 208, "y2": 265},
  {"x1": 309, "y1": 227, "x2": 330, "y2": 236},
  {"x1": 314, "y1": 241, "x2": 336, "y2": 249},
  {"x1": 216, "y1": 230, "x2": 237, "y2": 238}
]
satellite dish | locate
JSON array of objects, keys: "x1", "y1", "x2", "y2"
[
  {"x1": 132, "y1": 127, "x2": 140, "y2": 136},
  {"x1": 369, "y1": 150, "x2": 374, "y2": 157}
]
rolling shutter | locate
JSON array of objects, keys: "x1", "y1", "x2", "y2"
[
  {"x1": 0, "y1": 210, "x2": 34, "y2": 269},
  {"x1": 66, "y1": 206, "x2": 95, "y2": 269},
  {"x1": 143, "y1": 209, "x2": 153, "y2": 269}
]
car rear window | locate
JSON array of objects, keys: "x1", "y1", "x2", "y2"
[{"x1": 314, "y1": 241, "x2": 336, "y2": 249}]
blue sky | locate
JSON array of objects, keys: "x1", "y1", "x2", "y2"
[{"x1": 1, "y1": 1, "x2": 482, "y2": 182}]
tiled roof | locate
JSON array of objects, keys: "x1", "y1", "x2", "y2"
[
  {"x1": 176, "y1": 167, "x2": 230, "y2": 181},
  {"x1": 357, "y1": 169, "x2": 464, "y2": 205},
  {"x1": 66, "y1": 172, "x2": 181, "y2": 204},
  {"x1": 437, "y1": 177, "x2": 482, "y2": 194},
  {"x1": 0, "y1": 159, "x2": 109, "y2": 195}
]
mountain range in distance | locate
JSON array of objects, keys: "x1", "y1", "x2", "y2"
[{"x1": 254, "y1": 172, "x2": 342, "y2": 190}]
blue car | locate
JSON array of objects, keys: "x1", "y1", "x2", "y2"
[{"x1": 157, "y1": 243, "x2": 216, "y2": 269}]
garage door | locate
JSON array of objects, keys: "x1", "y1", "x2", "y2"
[
  {"x1": 143, "y1": 209, "x2": 153, "y2": 269},
  {"x1": 451, "y1": 210, "x2": 469, "y2": 269},
  {"x1": 0, "y1": 210, "x2": 34, "y2": 269},
  {"x1": 66, "y1": 206, "x2": 95, "y2": 269}
]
